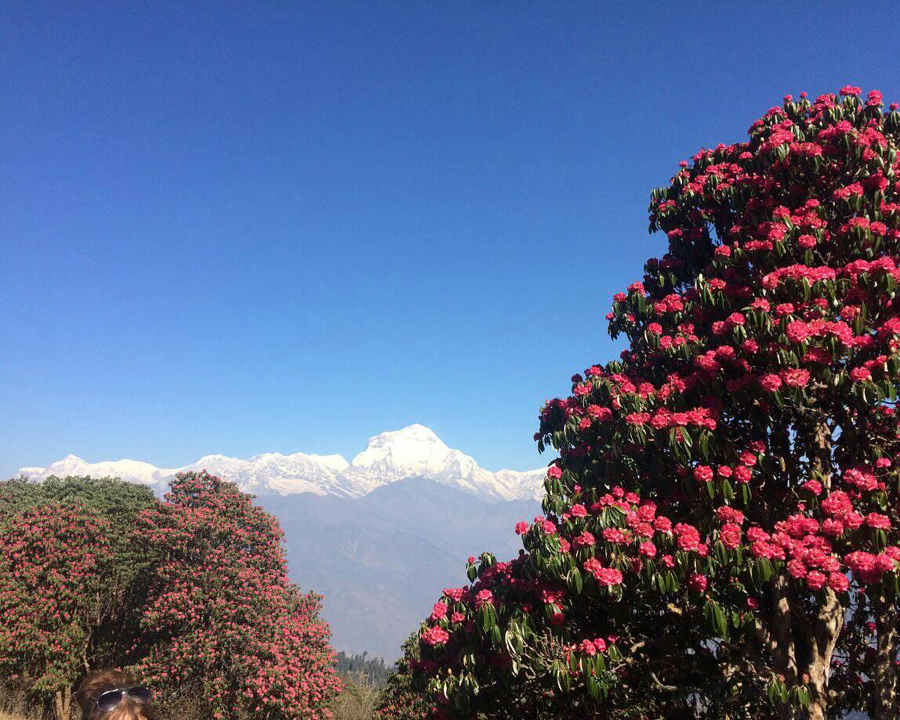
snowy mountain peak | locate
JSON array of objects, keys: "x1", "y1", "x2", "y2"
[
  {"x1": 307, "y1": 454, "x2": 350, "y2": 472},
  {"x1": 387, "y1": 423, "x2": 443, "y2": 442},
  {"x1": 351, "y1": 424, "x2": 450, "y2": 472},
  {"x1": 194, "y1": 454, "x2": 233, "y2": 465},
  {"x1": 17, "y1": 424, "x2": 545, "y2": 501}
]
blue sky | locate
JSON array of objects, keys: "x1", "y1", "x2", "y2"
[{"x1": 2, "y1": 2, "x2": 899, "y2": 478}]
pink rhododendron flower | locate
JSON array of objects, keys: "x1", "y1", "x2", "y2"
[
  {"x1": 720, "y1": 523, "x2": 742, "y2": 550},
  {"x1": 688, "y1": 573, "x2": 707, "y2": 593},
  {"x1": 475, "y1": 590, "x2": 494, "y2": 609},
  {"x1": 422, "y1": 626, "x2": 450, "y2": 646},
  {"x1": 430, "y1": 602, "x2": 448, "y2": 621},
  {"x1": 570, "y1": 504, "x2": 587, "y2": 518}
]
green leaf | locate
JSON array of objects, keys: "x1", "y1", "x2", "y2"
[
  {"x1": 490, "y1": 624, "x2": 501, "y2": 646},
  {"x1": 504, "y1": 627, "x2": 523, "y2": 657},
  {"x1": 758, "y1": 558, "x2": 773, "y2": 582},
  {"x1": 715, "y1": 541, "x2": 728, "y2": 566},
  {"x1": 698, "y1": 433, "x2": 709, "y2": 459},
  {"x1": 553, "y1": 661, "x2": 570, "y2": 693},
  {"x1": 722, "y1": 478, "x2": 734, "y2": 502},
  {"x1": 713, "y1": 602, "x2": 727, "y2": 637},
  {"x1": 479, "y1": 605, "x2": 495, "y2": 633},
  {"x1": 567, "y1": 567, "x2": 583, "y2": 596}
]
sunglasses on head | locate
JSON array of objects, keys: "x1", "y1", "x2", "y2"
[{"x1": 95, "y1": 687, "x2": 152, "y2": 712}]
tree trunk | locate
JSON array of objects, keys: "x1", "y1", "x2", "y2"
[
  {"x1": 811, "y1": 414, "x2": 833, "y2": 491},
  {"x1": 54, "y1": 686, "x2": 71, "y2": 720},
  {"x1": 806, "y1": 589, "x2": 842, "y2": 720},
  {"x1": 766, "y1": 574, "x2": 799, "y2": 720},
  {"x1": 770, "y1": 574, "x2": 797, "y2": 684},
  {"x1": 873, "y1": 593, "x2": 899, "y2": 720}
]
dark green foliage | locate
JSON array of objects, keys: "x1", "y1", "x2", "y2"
[{"x1": 1, "y1": 475, "x2": 156, "y2": 559}]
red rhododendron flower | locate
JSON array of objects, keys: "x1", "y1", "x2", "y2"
[
  {"x1": 422, "y1": 627, "x2": 450, "y2": 646},
  {"x1": 720, "y1": 523, "x2": 742, "y2": 550},
  {"x1": 688, "y1": 573, "x2": 708, "y2": 593}
]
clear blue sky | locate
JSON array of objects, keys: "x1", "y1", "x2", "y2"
[{"x1": 2, "y1": 2, "x2": 899, "y2": 478}]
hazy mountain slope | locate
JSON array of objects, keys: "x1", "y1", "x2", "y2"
[{"x1": 258, "y1": 478, "x2": 540, "y2": 659}]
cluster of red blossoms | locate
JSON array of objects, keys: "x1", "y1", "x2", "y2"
[{"x1": 392, "y1": 87, "x2": 900, "y2": 719}]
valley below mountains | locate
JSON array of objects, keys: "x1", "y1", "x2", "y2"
[{"x1": 258, "y1": 479, "x2": 540, "y2": 658}]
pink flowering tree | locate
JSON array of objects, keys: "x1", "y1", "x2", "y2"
[
  {"x1": 387, "y1": 88, "x2": 900, "y2": 719},
  {"x1": 0, "y1": 501, "x2": 115, "y2": 716},
  {"x1": 131, "y1": 471, "x2": 343, "y2": 719}
]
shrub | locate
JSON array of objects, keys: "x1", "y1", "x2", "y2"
[
  {"x1": 0, "y1": 476, "x2": 158, "y2": 674},
  {"x1": 400, "y1": 88, "x2": 900, "y2": 719}
]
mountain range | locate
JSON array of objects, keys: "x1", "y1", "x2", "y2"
[
  {"x1": 15, "y1": 424, "x2": 547, "y2": 659},
  {"x1": 18, "y1": 424, "x2": 545, "y2": 502}
]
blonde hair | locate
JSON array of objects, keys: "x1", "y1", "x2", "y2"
[{"x1": 75, "y1": 670, "x2": 156, "y2": 720}]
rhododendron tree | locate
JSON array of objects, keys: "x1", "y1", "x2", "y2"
[
  {"x1": 1, "y1": 476, "x2": 159, "y2": 667},
  {"x1": 388, "y1": 88, "x2": 900, "y2": 719},
  {"x1": 131, "y1": 471, "x2": 342, "y2": 719},
  {"x1": 0, "y1": 500, "x2": 115, "y2": 715}
]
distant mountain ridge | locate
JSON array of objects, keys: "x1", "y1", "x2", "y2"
[{"x1": 17, "y1": 424, "x2": 547, "y2": 501}]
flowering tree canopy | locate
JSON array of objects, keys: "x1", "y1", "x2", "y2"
[
  {"x1": 0, "y1": 474, "x2": 342, "y2": 718},
  {"x1": 389, "y1": 88, "x2": 900, "y2": 719},
  {"x1": 0, "y1": 500, "x2": 114, "y2": 707},
  {"x1": 0, "y1": 477, "x2": 156, "y2": 715},
  {"x1": 131, "y1": 471, "x2": 343, "y2": 719}
]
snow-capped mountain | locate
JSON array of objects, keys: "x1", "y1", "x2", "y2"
[
  {"x1": 17, "y1": 424, "x2": 546, "y2": 501},
  {"x1": 17, "y1": 455, "x2": 175, "y2": 491}
]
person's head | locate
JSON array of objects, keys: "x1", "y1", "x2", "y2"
[{"x1": 75, "y1": 670, "x2": 156, "y2": 720}]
